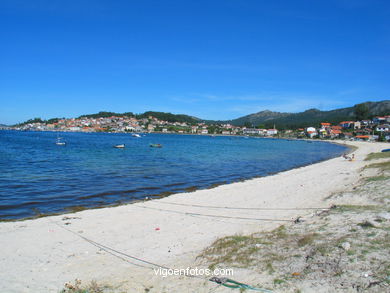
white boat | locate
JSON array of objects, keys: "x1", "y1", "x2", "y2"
[
  {"x1": 114, "y1": 144, "x2": 125, "y2": 148},
  {"x1": 55, "y1": 137, "x2": 66, "y2": 146},
  {"x1": 132, "y1": 133, "x2": 141, "y2": 138}
]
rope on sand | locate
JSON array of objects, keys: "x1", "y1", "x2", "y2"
[
  {"x1": 51, "y1": 220, "x2": 164, "y2": 269},
  {"x1": 155, "y1": 201, "x2": 333, "y2": 211},
  {"x1": 210, "y1": 277, "x2": 273, "y2": 292},
  {"x1": 135, "y1": 205, "x2": 293, "y2": 222},
  {"x1": 51, "y1": 221, "x2": 273, "y2": 292}
]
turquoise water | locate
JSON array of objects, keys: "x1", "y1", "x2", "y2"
[{"x1": 0, "y1": 131, "x2": 347, "y2": 220}]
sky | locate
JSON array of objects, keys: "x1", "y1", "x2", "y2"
[{"x1": 1, "y1": 0, "x2": 390, "y2": 125}]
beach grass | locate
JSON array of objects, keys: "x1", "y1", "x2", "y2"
[
  {"x1": 365, "y1": 151, "x2": 390, "y2": 161},
  {"x1": 199, "y1": 161, "x2": 390, "y2": 291},
  {"x1": 365, "y1": 175, "x2": 390, "y2": 182},
  {"x1": 60, "y1": 279, "x2": 112, "y2": 293},
  {"x1": 365, "y1": 160, "x2": 390, "y2": 171}
]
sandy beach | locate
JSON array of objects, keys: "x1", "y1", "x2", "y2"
[{"x1": 0, "y1": 140, "x2": 388, "y2": 293}]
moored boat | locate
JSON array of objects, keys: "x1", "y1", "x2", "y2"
[
  {"x1": 55, "y1": 137, "x2": 66, "y2": 146},
  {"x1": 150, "y1": 143, "x2": 162, "y2": 148},
  {"x1": 114, "y1": 144, "x2": 125, "y2": 148}
]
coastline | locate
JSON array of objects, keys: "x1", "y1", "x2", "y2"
[
  {"x1": 0, "y1": 140, "x2": 388, "y2": 292},
  {"x1": 0, "y1": 134, "x2": 348, "y2": 222}
]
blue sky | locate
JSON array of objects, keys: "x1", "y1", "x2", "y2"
[{"x1": 1, "y1": 0, "x2": 389, "y2": 124}]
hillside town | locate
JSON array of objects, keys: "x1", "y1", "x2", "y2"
[
  {"x1": 10, "y1": 114, "x2": 390, "y2": 141},
  {"x1": 242, "y1": 116, "x2": 390, "y2": 141}
]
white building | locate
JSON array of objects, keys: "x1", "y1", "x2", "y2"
[
  {"x1": 305, "y1": 127, "x2": 317, "y2": 138},
  {"x1": 376, "y1": 124, "x2": 390, "y2": 132},
  {"x1": 266, "y1": 129, "x2": 278, "y2": 136},
  {"x1": 243, "y1": 128, "x2": 265, "y2": 135}
]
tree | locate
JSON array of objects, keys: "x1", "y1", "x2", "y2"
[
  {"x1": 18, "y1": 117, "x2": 44, "y2": 125},
  {"x1": 255, "y1": 124, "x2": 265, "y2": 129},
  {"x1": 47, "y1": 118, "x2": 59, "y2": 124},
  {"x1": 243, "y1": 122, "x2": 252, "y2": 128},
  {"x1": 207, "y1": 125, "x2": 218, "y2": 134},
  {"x1": 354, "y1": 103, "x2": 369, "y2": 120}
]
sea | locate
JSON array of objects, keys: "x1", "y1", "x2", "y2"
[{"x1": 0, "y1": 131, "x2": 348, "y2": 220}]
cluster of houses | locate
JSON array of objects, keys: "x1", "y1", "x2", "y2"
[
  {"x1": 13, "y1": 115, "x2": 233, "y2": 134},
  {"x1": 14, "y1": 115, "x2": 277, "y2": 136},
  {"x1": 12, "y1": 114, "x2": 390, "y2": 141},
  {"x1": 242, "y1": 128, "x2": 278, "y2": 136},
  {"x1": 302, "y1": 116, "x2": 390, "y2": 141},
  {"x1": 15, "y1": 116, "x2": 141, "y2": 132}
]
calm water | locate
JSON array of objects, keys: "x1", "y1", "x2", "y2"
[{"x1": 0, "y1": 131, "x2": 347, "y2": 220}]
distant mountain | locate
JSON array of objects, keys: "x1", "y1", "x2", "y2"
[
  {"x1": 79, "y1": 111, "x2": 134, "y2": 119},
  {"x1": 227, "y1": 110, "x2": 290, "y2": 126},
  {"x1": 135, "y1": 111, "x2": 202, "y2": 124},
  {"x1": 229, "y1": 100, "x2": 390, "y2": 129},
  {"x1": 16, "y1": 111, "x2": 202, "y2": 126},
  {"x1": 364, "y1": 100, "x2": 390, "y2": 114},
  {"x1": 0, "y1": 124, "x2": 9, "y2": 129},
  {"x1": 14, "y1": 100, "x2": 390, "y2": 129},
  {"x1": 79, "y1": 111, "x2": 203, "y2": 124}
]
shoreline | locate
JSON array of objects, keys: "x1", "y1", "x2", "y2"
[
  {"x1": 0, "y1": 140, "x2": 388, "y2": 292},
  {"x1": 0, "y1": 139, "x2": 349, "y2": 222}
]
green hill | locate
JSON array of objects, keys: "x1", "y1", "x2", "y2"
[
  {"x1": 15, "y1": 100, "x2": 390, "y2": 129},
  {"x1": 135, "y1": 111, "x2": 201, "y2": 124},
  {"x1": 229, "y1": 100, "x2": 390, "y2": 129},
  {"x1": 79, "y1": 111, "x2": 201, "y2": 124}
]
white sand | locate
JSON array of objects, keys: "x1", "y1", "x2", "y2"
[{"x1": 0, "y1": 141, "x2": 388, "y2": 292}]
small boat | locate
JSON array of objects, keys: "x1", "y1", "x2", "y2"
[
  {"x1": 150, "y1": 143, "x2": 162, "y2": 148},
  {"x1": 132, "y1": 134, "x2": 141, "y2": 138},
  {"x1": 114, "y1": 144, "x2": 125, "y2": 148},
  {"x1": 381, "y1": 149, "x2": 390, "y2": 152},
  {"x1": 55, "y1": 137, "x2": 66, "y2": 146}
]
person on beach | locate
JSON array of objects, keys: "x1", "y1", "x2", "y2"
[{"x1": 342, "y1": 153, "x2": 355, "y2": 161}]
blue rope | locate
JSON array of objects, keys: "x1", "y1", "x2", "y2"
[{"x1": 210, "y1": 277, "x2": 273, "y2": 292}]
